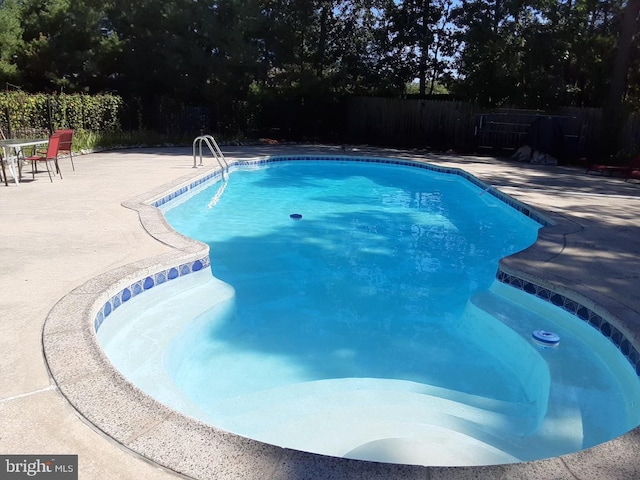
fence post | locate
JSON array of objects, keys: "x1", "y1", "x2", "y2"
[
  {"x1": 47, "y1": 96, "x2": 53, "y2": 135},
  {"x1": 4, "y1": 106, "x2": 11, "y2": 138}
]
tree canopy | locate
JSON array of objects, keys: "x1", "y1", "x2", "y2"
[{"x1": 0, "y1": 0, "x2": 638, "y2": 114}]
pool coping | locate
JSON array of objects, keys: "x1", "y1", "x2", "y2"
[{"x1": 42, "y1": 154, "x2": 640, "y2": 479}]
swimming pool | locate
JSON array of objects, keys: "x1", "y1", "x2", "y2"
[{"x1": 97, "y1": 157, "x2": 640, "y2": 467}]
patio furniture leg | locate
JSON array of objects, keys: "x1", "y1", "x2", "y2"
[
  {"x1": 32, "y1": 158, "x2": 53, "y2": 182},
  {"x1": 1, "y1": 158, "x2": 7, "y2": 186}
]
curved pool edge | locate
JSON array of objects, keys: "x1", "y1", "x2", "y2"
[
  {"x1": 41, "y1": 154, "x2": 640, "y2": 480},
  {"x1": 499, "y1": 214, "x2": 640, "y2": 361}
]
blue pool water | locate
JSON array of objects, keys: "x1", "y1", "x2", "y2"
[
  {"x1": 164, "y1": 162, "x2": 541, "y2": 397},
  {"x1": 100, "y1": 159, "x2": 640, "y2": 466}
]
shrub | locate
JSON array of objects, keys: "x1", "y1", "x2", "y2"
[{"x1": 0, "y1": 91, "x2": 123, "y2": 137}]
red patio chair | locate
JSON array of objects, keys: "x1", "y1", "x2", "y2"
[
  {"x1": 586, "y1": 155, "x2": 640, "y2": 177},
  {"x1": 54, "y1": 129, "x2": 75, "y2": 171},
  {"x1": 25, "y1": 134, "x2": 62, "y2": 182},
  {"x1": 626, "y1": 169, "x2": 640, "y2": 182}
]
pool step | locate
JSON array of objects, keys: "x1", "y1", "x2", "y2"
[
  {"x1": 206, "y1": 378, "x2": 537, "y2": 465},
  {"x1": 467, "y1": 288, "x2": 585, "y2": 460},
  {"x1": 98, "y1": 272, "x2": 236, "y2": 420}
]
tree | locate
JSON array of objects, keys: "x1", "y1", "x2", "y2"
[
  {"x1": 603, "y1": 0, "x2": 640, "y2": 155},
  {"x1": 450, "y1": 0, "x2": 531, "y2": 106},
  {"x1": 329, "y1": 0, "x2": 395, "y2": 95},
  {"x1": 1, "y1": 0, "x2": 638, "y2": 144},
  {"x1": 0, "y1": 0, "x2": 24, "y2": 85},
  {"x1": 4, "y1": 0, "x2": 121, "y2": 92},
  {"x1": 380, "y1": 0, "x2": 457, "y2": 96}
]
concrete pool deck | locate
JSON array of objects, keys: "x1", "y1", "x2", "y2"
[{"x1": 1, "y1": 144, "x2": 639, "y2": 479}]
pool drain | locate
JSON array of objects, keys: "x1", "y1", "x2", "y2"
[{"x1": 290, "y1": 213, "x2": 302, "y2": 220}]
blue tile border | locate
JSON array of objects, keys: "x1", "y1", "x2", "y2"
[
  {"x1": 146, "y1": 154, "x2": 640, "y2": 375},
  {"x1": 148, "y1": 154, "x2": 640, "y2": 377},
  {"x1": 93, "y1": 256, "x2": 211, "y2": 333},
  {"x1": 154, "y1": 155, "x2": 552, "y2": 226},
  {"x1": 149, "y1": 155, "x2": 640, "y2": 376},
  {"x1": 151, "y1": 169, "x2": 224, "y2": 208},
  {"x1": 497, "y1": 269, "x2": 640, "y2": 377}
]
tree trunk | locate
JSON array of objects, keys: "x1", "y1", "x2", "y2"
[
  {"x1": 602, "y1": 0, "x2": 640, "y2": 157},
  {"x1": 419, "y1": 0, "x2": 430, "y2": 96},
  {"x1": 316, "y1": 2, "x2": 329, "y2": 78}
]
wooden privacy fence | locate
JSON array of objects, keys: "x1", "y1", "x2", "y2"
[
  {"x1": 345, "y1": 97, "x2": 639, "y2": 161},
  {"x1": 347, "y1": 97, "x2": 478, "y2": 151},
  {"x1": 620, "y1": 111, "x2": 640, "y2": 155}
]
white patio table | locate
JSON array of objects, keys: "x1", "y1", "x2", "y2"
[{"x1": 0, "y1": 138, "x2": 49, "y2": 185}]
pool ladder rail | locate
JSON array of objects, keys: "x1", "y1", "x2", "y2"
[{"x1": 193, "y1": 134, "x2": 229, "y2": 178}]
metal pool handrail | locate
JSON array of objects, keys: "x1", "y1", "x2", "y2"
[{"x1": 192, "y1": 134, "x2": 228, "y2": 176}]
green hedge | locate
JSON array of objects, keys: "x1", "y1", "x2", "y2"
[{"x1": 0, "y1": 92, "x2": 123, "y2": 138}]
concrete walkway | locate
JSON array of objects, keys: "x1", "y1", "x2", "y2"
[{"x1": 1, "y1": 145, "x2": 640, "y2": 479}]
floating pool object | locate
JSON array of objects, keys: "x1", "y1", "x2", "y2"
[
  {"x1": 290, "y1": 213, "x2": 302, "y2": 220},
  {"x1": 532, "y1": 330, "x2": 560, "y2": 347}
]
